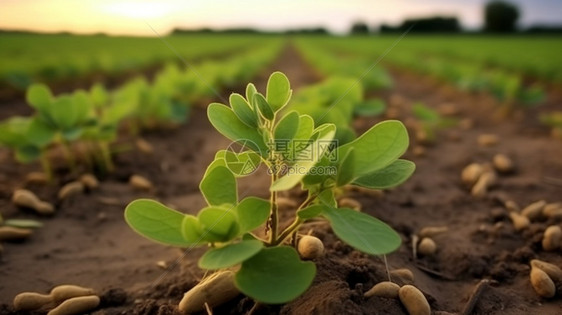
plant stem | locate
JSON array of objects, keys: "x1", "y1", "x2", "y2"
[
  {"x1": 270, "y1": 194, "x2": 316, "y2": 246},
  {"x1": 40, "y1": 149, "x2": 53, "y2": 182},
  {"x1": 268, "y1": 173, "x2": 278, "y2": 244},
  {"x1": 98, "y1": 141, "x2": 114, "y2": 173}
]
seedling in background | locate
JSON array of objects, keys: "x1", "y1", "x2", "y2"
[
  {"x1": 412, "y1": 103, "x2": 456, "y2": 144},
  {"x1": 125, "y1": 72, "x2": 415, "y2": 307}
]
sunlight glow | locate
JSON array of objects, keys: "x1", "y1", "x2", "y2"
[{"x1": 103, "y1": 2, "x2": 173, "y2": 19}]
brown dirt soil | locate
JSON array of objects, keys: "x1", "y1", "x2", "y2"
[{"x1": 1, "y1": 43, "x2": 562, "y2": 315}]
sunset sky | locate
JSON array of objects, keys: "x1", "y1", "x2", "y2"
[{"x1": 0, "y1": 0, "x2": 560, "y2": 36}]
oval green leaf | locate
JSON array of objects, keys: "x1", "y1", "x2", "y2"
[
  {"x1": 230, "y1": 94, "x2": 257, "y2": 128},
  {"x1": 236, "y1": 197, "x2": 270, "y2": 233},
  {"x1": 26, "y1": 84, "x2": 52, "y2": 111},
  {"x1": 266, "y1": 71, "x2": 292, "y2": 112},
  {"x1": 322, "y1": 207, "x2": 401, "y2": 255},
  {"x1": 235, "y1": 246, "x2": 316, "y2": 304},
  {"x1": 124, "y1": 199, "x2": 198, "y2": 247},
  {"x1": 353, "y1": 159, "x2": 415, "y2": 189},
  {"x1": 200, "y1": 165, "x2": 237, "y2": 206},
  {"x1": 253, "y1": 93, "x2": 274, "y2": 121},
  {"x1": 198, "y1": 206, "x2": 239, "y2": 243},
  {"x1": 208, "y1": 103, "x2": 267, "y2": 155},
  {"x1": 337, "y1": 120, "x2": 409, "y2": 178}
]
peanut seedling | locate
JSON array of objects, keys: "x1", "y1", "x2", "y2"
[{"x1": 124, "y1": 72, "x2": 415, "y2": 307}]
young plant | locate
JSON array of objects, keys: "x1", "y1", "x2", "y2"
[
  {"x1": 412, "y1": 103, "x2": 456, "y2": 144},
  {"x1": 124, "y1": 72, "x2": 415, "y2": 306}
]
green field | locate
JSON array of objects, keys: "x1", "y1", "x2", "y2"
[{"x1": 0, "y1": 34, "x2": 270, "y2": 88}]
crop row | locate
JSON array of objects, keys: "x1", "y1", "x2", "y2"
[
  {"x1": 0, "y1": 39, "x2": 283, "y2": 178},
  {"x1": 0, "y1": 34, "x2": 271, "y2": 89}
]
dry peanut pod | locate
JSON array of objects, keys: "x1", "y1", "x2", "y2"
[
  {"x1": 364, "y1": 281, "x2": 400, "y2": 298},
  {"x1": 338, "y1": 198, "x2": 361, "y2": 211},
  {"x1": 521, "y1": 200, "x2": 547, "y2": 221},
  {"x1": 398, "y1": 285, "x2": 431, "y2": 315},
  {"x1": 129, "y1": 175, "x2": 153, "y2": 191},
  {"x1": 531, "y1": 259, "x2": 562, "y2": 284},
  {"x1": 504, "y1": 200, "x2": 520, "y2": 212},
  {"x1": 415, "y1": 128, "x2": 427, "y2": 143},
  {"x1": 477, "y1": 134, "x2": 499, "y2": 147},
  {"x1": 178, "y1": 270, "x2": 239, "y2": 314},
  {"x1": 50, "y1": 285, "x2": 96, "y2": 302},
  {"x1": 542, "y1": 226, "x2": 562, "y2": 251},
  {"x1": 0, "y1": 226, "x2": 32, "y2": 241},
  {"x1": 25, "y1": 172, "x2": 49, "y2": 184},
  {"x1": 530, "y1": 267, "x2": 556, "y2": 298},
  {"x1": 390, "y1": 268, "x2": 415, "y2": 284},
  {"x1": 418, "y1": 237, "x2": 437, "y2": 256},
  {"x1": 412, "y1": 146, "x2": 426, "y2": 157},
  {"x1": 461, "y1": 163, "x2": 484, "y2": 187},
  {"x1": 47, "y1": 295, "x2": 100, "y2": 315},
  {"x1": 298, "y1": 235, "x2": 324, "y2": 260},
  {"x1": 419, "y1": 226, "x2": 448, "y2": 238},
  {"x1": 471, "y1": 172, "x2": 496, "y2": 198},
  {"x1": 543, "y1": 203, "x2": 562, "y2": 219},
  {"x1": 13, "y1": 292, "x2": 53, "y2": 311},
  {"x1": 79, "y1": 174, "x2": 99, "y2": 190},
  {"x1": 58, "y1": 181, "x2": 84, "y2": 200},
  {"x1": 135, "y1": 138, "x2": 154, "y2": 154},
  {"x1": 12, "y1": 189, "x2": 54, "y2": 215},
  {"x1": 509, "y1": 212, "x2": 530, "y2": 231},
  {"x1": 492, "y1": 154, "x2": 514, "y2": 173}
]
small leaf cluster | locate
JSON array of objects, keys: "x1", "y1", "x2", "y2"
[
  {"x1": 412, "y1": 102, "x2": 457, "y2": 143},
  {"x1": 125, "y1": 72, "x2": 415, "y2": 304},
  {"x1": 290, "y1": 76, "x2": 386, "y2": 144}
]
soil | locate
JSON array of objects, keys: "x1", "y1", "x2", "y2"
[{"x1": 1, "y1": 43, "x2": 562, "y2": 315}]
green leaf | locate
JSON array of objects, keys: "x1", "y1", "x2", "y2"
[
  {"x1": 317, "y1": 189, "x2": 337, "y2": 207},
  {"x1": 198, "y1": 206, "x2": 239, "y2": 243},
  {"x1": 297, "y1": 204, "x2": 326, "y2": 220},
  {"x1": 236, "y1": 197, "x2": 270, "y2": 233},
  {"x1": 323, "y1": 207, "x2": 401, "y2": 255},
  {"x1": 49, "y1": 95, "x2": 76, "y2": 130},
  {"x1": 72, "y1": 90, "x2": 93, "y2": 124},
  {"x1": 336, "y1": 148, "x2": 355, "y2": 186},
  {"x1": 230, "y1": 94, "x2": 257, "y2": 128},
  {"x1": 200, "y1": 166, "x2": 237, "y2": 206},
  {"x1": 4, "y1": 219, "x2": 43, "y2": 229},
  {"x1": 337, "y1": 120, "x2": 409, "y2": 178},
  {"x1": 274, "y1": 111, "x2": 299, "y2": 142},
  {"x1": 245, "y1": 83, "x2": 257, "y2": 104},
  {"x1": 354, "y1": 99, "x2": 386, "y2": 117},
  {"x1": 181, "y1": 215, "x2": 204, "y2": 244},
  {"x1": 26, "y1": 117, "x2": 55, "y2": 147},
  {"x1": 199, "y1": 240, "x2": 263, "y2": 270},
  {"x1": 293, "y1": 115, "x2": 314, "y2": 142},
  {"x1": 253, "y1": 93, "x2": 274, "y2": 121},
  {"x1": 353, "y1": 159, "x2": 415, "y2": 189},
  {"x1": 266, "y1": 72, "x2": 292, "y2": 112},
  {"x1": 208, "y1": 103, "x2": 267, "y2": 155},
  {"x1": 26, "y1": 84, "x2": 52, "y2": 111},
  {"x1": 90, "y1": 83, "x2": 108, "y2": 107},
  {"x1": 235, "y1": 246, "x2": 316, "y2": 304},
  {"x1": 15, "y1": 145, "x2": 40, "y2": 163},
  {"x1": 124, "y1": 199, "x2": 197, "y2": 247},
  {"x1": 412, "y1": 103, "x2": 440, "y2": 123},
  {"x1": 271, "y1": 124, "x2": 335, "y2": 191}
]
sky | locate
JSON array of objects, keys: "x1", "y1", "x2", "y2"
[{"x1": 0, "y1": 0, "x2": 560, "y2": 36}]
